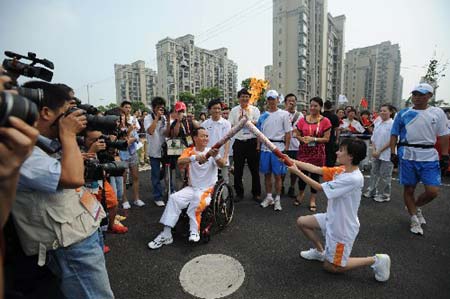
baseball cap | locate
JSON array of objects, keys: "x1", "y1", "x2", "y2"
[
  {"x1": 266, "y1": 90, "x2": 279, "y2": 99},
  {"x1": 411, "y1": 83, "x2": 433, "y2": 95},
  {"x1": 175, "y1": 101, "x2": 187, "y2": 112}
]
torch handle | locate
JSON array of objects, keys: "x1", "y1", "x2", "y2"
[{"x1": 203, "y1": 117, "x2": 248, "y2": 160}]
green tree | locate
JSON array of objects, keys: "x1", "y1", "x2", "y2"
[
  {"x1": 422, "y1": 58, "x2": 448, "y2": 107},
  {"x1": 196, "y1": 87, "x2": 222, "y2": 105},
  {"x1": 131, "y1": 101, "x2": 147, "y2": 113},
  {"x1": 105, "y1": 103, "x2": 118, "y2": 110},
  {"x1": 179, "y1": 92, "x2": 196, "y2": 107},
  {"x1": 97, "y1": 105, "x2": 107, "y2": 113}
]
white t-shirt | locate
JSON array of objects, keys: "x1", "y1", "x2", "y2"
[
  {"x1": 180, "y1": 147, "x2": 220, "y2": 189},
  {"x1": 321, "y1": 168, "x2": 364, "y2": 244},
  {"x1": 287, "y1": 111, "x2": 304, "y2": 151},
  {"x1": 371, "y1": 118, "x2": 393, "y2": 161},
  {"x1": 340, "y1": 119, "x2": 365, "y2": 133},
  {"x1": 201, "y1": 117, "x2": 232, "y2": 161},
  {"x1": 391, "y1": 106, "x2": 450, "y2": 161},
  {"x1": 229, "y1": 105, "x2": 260, "y2": 140},
  {"x1": 144, "y1": 113, "x2": 167, "y2": 158},
  {"x1": 260, "y1": 109, "x2": 291, "y2": 152},
  {"x1": 128, "y1": 115, "x2": 141, "y2": 131}
]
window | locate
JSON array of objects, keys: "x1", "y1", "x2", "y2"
[
  {"x1": 278, "y1": 62, "x2": 282, "y2": 67},
  {"x1": 279, "y1": 51, "x2": 282, "y2": 57}
]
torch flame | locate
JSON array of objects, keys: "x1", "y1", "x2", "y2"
[{"x1": 248, "y1": 78, "x2": 269, "y2": 105}]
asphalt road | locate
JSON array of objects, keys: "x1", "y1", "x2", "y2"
[{"x1": 105, "y1": 167, "x2": 450, "y2": 299}]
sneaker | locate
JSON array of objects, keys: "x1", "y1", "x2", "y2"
[
  {"x1": 260, "y1": 196, "x2": 274, "y2": 208},
  {"x1": 416, "y1": 208, "x2": 426, "y2": 225},
  {"x1": 108, "y1": 224, "x2": 128, "y2": 234},
  {"x1": 287, "y1": 187, "x2": 296, "y2": 198},
  {"x1": 188, "y1": 231, "x2": 200, "y2": 242},
  {"x1": 115, "y1": 215, "x2": 127, "y2": 221},
  {"x1": 300, "y1": 248, "x2": 325, "y2": 262},
  {"x1": 148, "y1": 233, "x2": 173, "y2": 249},
  {"x1": 363, "y1": 190, "x2": 374, "y2": 198},
  {"x1": 133, "y1": 199, "x2": 146, "y2": 207},
  {"x1": 274, "y1": 199, "x2": 282, "y2": 211},
  {"x1": 372, "y1": 254, "x2": 391, "y2": 282},
  {"x1": 154, "y1": 200, "x2": 165, "y2": 207},
  {"x1": 122, "y1": 201, "x2": 131, "y2": 209},
  {"x1": 373, "y1": 196, "x2": 390, "y2": 203},
  {"x1": 410, "y1": 215, "x2": 423, "y2": 235}
]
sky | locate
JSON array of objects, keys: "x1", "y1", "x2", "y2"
[{"x1": 1, "y1": 0, "x2": 449, "y2": 108}]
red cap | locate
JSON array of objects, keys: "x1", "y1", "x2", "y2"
[{"x1": 175, "y1": 101, "x2": 187, "y2": 112}]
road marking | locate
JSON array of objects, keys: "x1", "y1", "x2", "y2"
[{"x1": 179, "y1": 254, "x2": 245, "y2": 299}]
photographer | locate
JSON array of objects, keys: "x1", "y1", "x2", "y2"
[
  {"x1": 119, "y1": 101, "x2": 144, "y2": 209},
  {"x1": 9, "y1": 81, "x2": 113, "y2": 298},
  {"x1": 0, "y1": 73, "x2": 39, "y2": 299},
  {"x1": 168, "y1": 101, "x2": 200, "y2": 190},
  {"x1": 144, "y1": 97, "x2": 169, "y2": 207},
  {"x1": 83, "y1": 129, "x2": 128, "y2": 235}
]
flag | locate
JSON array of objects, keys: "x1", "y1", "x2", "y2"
[{"x1": 360, "y1": 97, "x2": 368, "y2": 109}]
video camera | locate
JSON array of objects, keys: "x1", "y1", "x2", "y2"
[
  {"x1": 0, "y1": 51, "x2": 53, "y2": 127},
  {"x1": 84, "y1": 159, "x2": 128, "y2": 182},
  {"x1": 3, "y1": 51, "x2": 54, "y2": 82}
]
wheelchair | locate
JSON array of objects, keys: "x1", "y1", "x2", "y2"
[{"x1": 173, "y1": 173, "x2": 235, "y2": 243}]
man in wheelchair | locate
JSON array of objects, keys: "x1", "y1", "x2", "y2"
[{"x1": 148, "y1": 127, "x2": 227, "y2": 249}]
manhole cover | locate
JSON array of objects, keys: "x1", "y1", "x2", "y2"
[{"x1": 179, "y1": 254, "x2": 245, "y2": 299}]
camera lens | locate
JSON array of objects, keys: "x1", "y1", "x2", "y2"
[
  {"x1": 0, "y1": 91, "x2": 39, "y2": 127},
  {"x1": 86, "y1": 115, "x2": 119, "y2": 132}
]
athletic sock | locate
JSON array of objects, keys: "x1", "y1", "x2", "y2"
[{"x1": 162, "y1": 225, "x2": 172, "y2": 238}]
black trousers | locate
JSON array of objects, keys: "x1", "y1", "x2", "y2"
[
  {"x1": 325, "y1": 141, "x2": 337, "y2": 167},
  {"x1": 233, "y1": 138, "x2": 261, "y2": 197},
  {"x1": 298, "y1": 170, "x2": 320, "y2": 194}
]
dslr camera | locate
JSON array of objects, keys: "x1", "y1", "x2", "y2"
[
  {"x1": 84, "y1": 159, "x2": 128, "y2": 182},
  {"x1": 67, "y1": 103, "x2": 120, "y2": 133}
]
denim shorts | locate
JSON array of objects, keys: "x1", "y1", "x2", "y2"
[{"x1": 399, "y1": 159, "x2": 441, "y2": 186}]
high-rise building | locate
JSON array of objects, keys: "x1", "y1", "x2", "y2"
[
  {"x1": 272, "y1": 0, "x2": 345, "y2": 108},
  {"x1": 114, "y1": 60, "x2": 157, "y2": 106},
  {"x1": 343, "y1": 41, "x2": 402, "y2": 110},
  {"x1": 264, "y1": 65, "x2": 274, "y2": 87},
  {"x1": 156, "y1": 34, "x2": 238, "y2": 108}
]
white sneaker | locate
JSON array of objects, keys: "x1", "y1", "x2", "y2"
[
  {"x1": 363, "y1": 190, "x2": 374, "y2": 198},
  {"x1": 416, "y1": 208, "x2": 426, "y2": 225},
  {"x1": 133, "y1": 199, "x2": 146, "y2": 207},
  {"x1": 154, "y1": 200, "x2": 165, "y2": 207},
  {"x1": 188, "y1": 231, "x2": 200, "y2": 242},
  {"x1": 260, "y1": 196, "x2": 274, "y2": 208},
  {"x1": 300, "y1": 248, "x2": 325, "y2": 262},
  {"x1": 274, "y1": 199, "x2": 282, "y2": 211},
  {"x1": 148, "y1": 233, "x2": 173, "y2": 249},
  {"x1": 373, "y1": 196, "x2": 390, "y2": 203},
  {"x1": 372, "y1": 254, "x2": 391, "y2": 282},
  {"x1": 122, "y1": 201, "x2": 131, "y2": 209},
  {"x1": 410, "y1": 215, "x2": 423, "y2": 235}
]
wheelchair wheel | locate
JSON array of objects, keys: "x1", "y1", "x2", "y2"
[
  {"x1": 212, "y1": 180, "x2": 234, "y2": 230},
  {"x1": 200, "y1": 179, "x2": 234, "y2": 241}
]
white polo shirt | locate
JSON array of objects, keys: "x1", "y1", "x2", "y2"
[
  {"x1": 371, "y1": 118, "x2": 393, "y2": 161},
  {"x1": 201, "y1": 117, "x2": 232, "y2": 160},
  {"x1": 228, "y1": 104, "x2": 260, "y2": 140}
]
